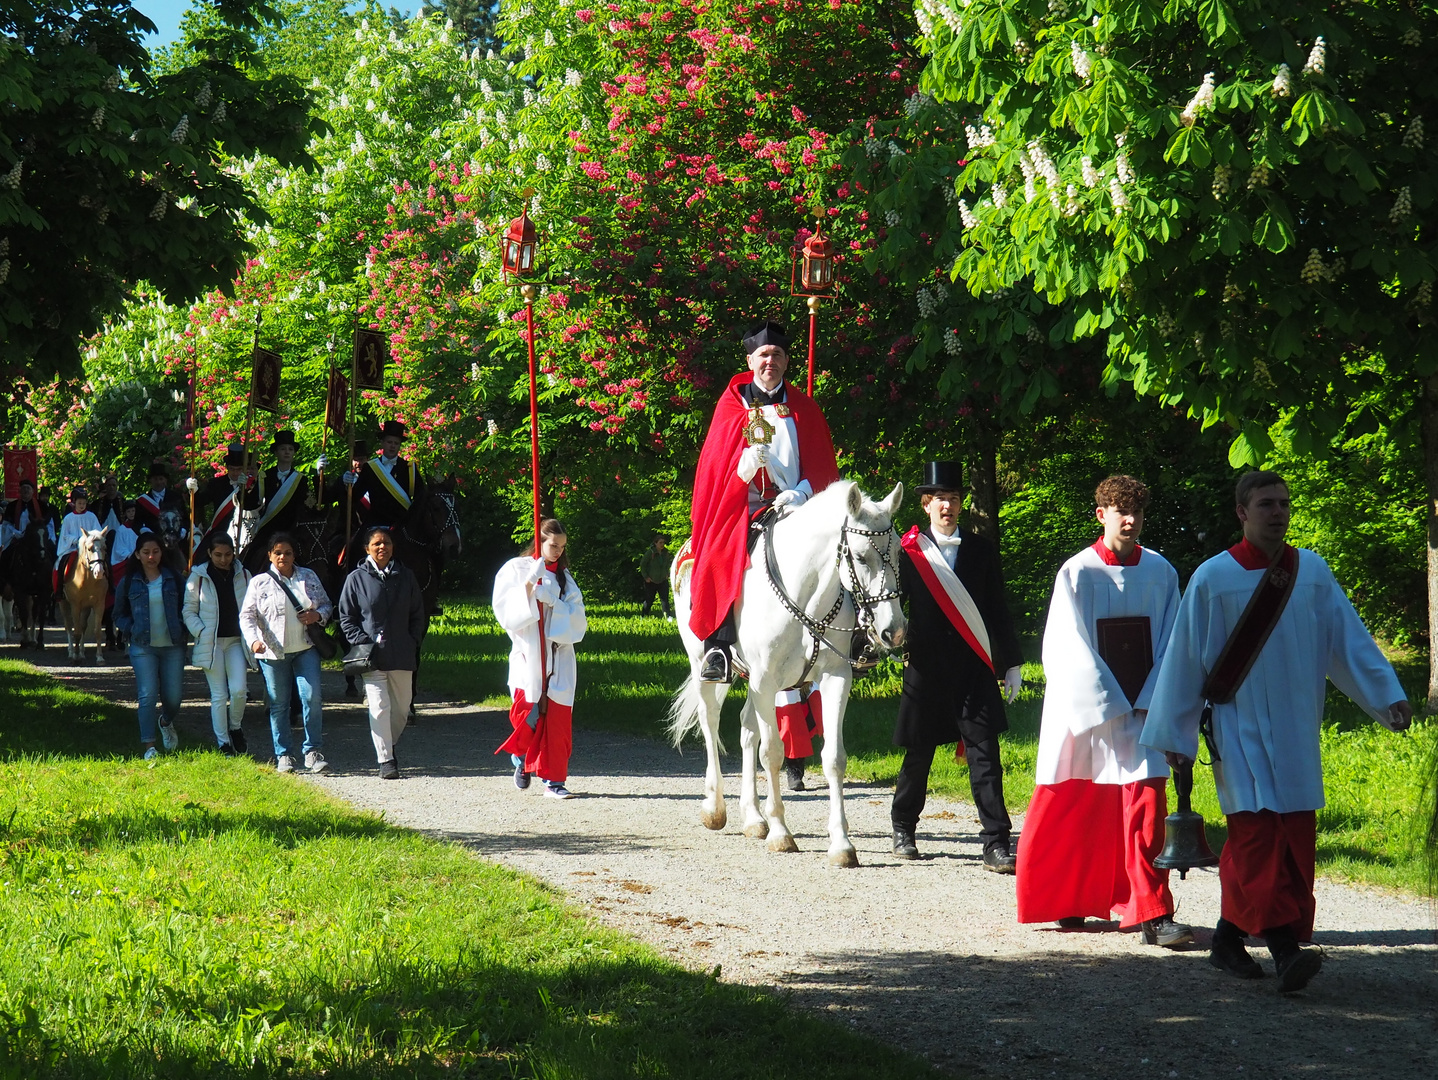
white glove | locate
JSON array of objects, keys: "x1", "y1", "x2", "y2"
[
  {"x1": 1002, "y1": 665, "x2": 1023, "y2": 703},
  {"x1": 772, "y1": 488, "x2": 808, "y2": 510},
  {"x1": 185, "y1": 477, "x2": 199, "y2": 494},
  {"x1": 736, "y1": 445, "x2": 765, "y2": 484},
  {"x1": 526, "y1": 556, "x2": 549, "y2": 582},
  {"x1": 342, "y1": 471, "x2": 357, "y2": 486},
  {"x1": 533, "y1": 579, "x2": 561, "y2": 607},
  {"x1": 315, "y1": 455, "x2": 328, "y2": 470}
]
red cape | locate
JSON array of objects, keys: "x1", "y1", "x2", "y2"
[{"x1": 688, "y1": 373, "x2": 840, "y2": 640}]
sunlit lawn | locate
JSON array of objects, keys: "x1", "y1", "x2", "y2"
[
  {"x1": 423, "y1": 598, "x2": 1437, "y2": 894},
  {"x1": 0, "y1": 658, "x2": 942, "y2": 1079}
]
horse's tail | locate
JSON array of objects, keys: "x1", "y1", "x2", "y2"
[{"x1": 666, "y1": 669, "x2": 705, "y2": 750}]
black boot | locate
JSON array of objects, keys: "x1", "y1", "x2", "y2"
[
  {"x1": 698, "y1": 644, "x2": 732, "y2": 683},
  {"x1": 892, "y1": 827, "x2": 919, "y2": 860},
  {"x1": 1209, "y1": 918, "x2": 1264, "y2": 979},
  {"x1": 1266, "y1": 925, "x2": 1323, "y2": 993},
  {"x1": 784, "y1": 757, "x2": 807, "y2": 792}
]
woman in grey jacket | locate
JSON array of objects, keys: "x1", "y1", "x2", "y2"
[
  {"x1": 183, "y1": 533, "x2": 254, "y2": 755},
  {"x1": 338, "y1": 526, "x2": 428, "y2": 779}
]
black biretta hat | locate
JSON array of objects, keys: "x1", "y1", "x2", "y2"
[
  {"x1": 742, "y1": 320, "x2": 790, "y2": 354},
  {"x1": 916, "y1": 461, "x2": 964, "y2": 495}
]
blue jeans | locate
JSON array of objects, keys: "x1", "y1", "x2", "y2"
[
  {"x1": 129, "y1": 644, "x2": 184, "y2": 745},
  {"x1": 259, "y1": 647, "x2": 322, "y2": 759}
]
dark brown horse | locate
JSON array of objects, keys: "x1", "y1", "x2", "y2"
[{"x1": 0, "y1": 521, "x2": 56, "y2": 648}]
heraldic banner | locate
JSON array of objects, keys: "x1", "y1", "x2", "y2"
[
  {"x1": 3, "y1": 447, "x2": 38, "y2": 500},
  {"x1": 251, "y1": 347, "x2": 283, "y2": 413},
  {"x1": 353, "y1": 328, "x2": 388, "y2": 390},
  {"x1": 325, "y1": 366, "x2": 349, "y2": 435}
]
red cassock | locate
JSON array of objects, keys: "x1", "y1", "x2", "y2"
[{"x1": 687, "y1": 372, "x2": 840, "y2": 641}]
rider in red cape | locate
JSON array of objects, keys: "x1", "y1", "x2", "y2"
[{"x1": 689, "y1": 321, "x2": 840, "y2": 685}]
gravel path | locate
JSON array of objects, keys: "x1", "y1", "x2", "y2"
[{"x1": 21, "y1": 645, "x2": 1438, "y2": 1080}]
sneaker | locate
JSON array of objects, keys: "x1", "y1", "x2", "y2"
[
  {"x1": 305, "y1": 751, "x2": 329, "y2": 774},
  {"x1": 159, "y1": 722, "x2": 179, "y2": 751},
  {"x1": 218, "y1": 741, "x2": 237, "y2": 757},
  {"x1": 142, "y1": 746, "x2": 159, "y2": 761},
  {"x1": 276, "y1": 754, "x2": 296, "y2": 774},
  {"x1": 543, "y1": 781, "x2": 575, "y2": 800},
  {"x1": 513, "y1": 758, "x2": 531, "y2": 790},
  {"x1": 1141, "y1": 915, "x2": 1196, "y2": 948},
  {"x1": 698, "y1": 646, "x2": 732, "y2": 684},
  {"x1": 379, "y1": 758, "x2": 400, "y2": 780},
  {"x1": 230, "y1": 728, "x2": 248, "y2": 754}
]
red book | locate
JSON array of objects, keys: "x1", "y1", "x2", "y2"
[{"x1": 1095, "y1": 616, "x2": 1153, "y2": 706}]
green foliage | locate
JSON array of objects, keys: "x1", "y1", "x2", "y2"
[
  {"x1": 0, "y1": 0, "x2": 319, "y2": 377},
  {"x1": 0, "y1": 659, "x2": 939, "y2": 1078}
]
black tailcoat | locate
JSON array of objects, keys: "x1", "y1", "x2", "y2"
[
  {"x1": 892, "y1": 526, "x2": 1023, "y2": 749},
  {"x1": 256, "y1": 466, "x2": 326, "y2": 534},
  {"x1": 354, "y1": 457, "x2": 423, "y2": 527}
]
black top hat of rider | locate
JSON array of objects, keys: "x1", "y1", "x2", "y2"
[
  {"x1": 378, "y1": 420, "x2": 407, "y2": 441},
  {"x1": 742, "y1": 320, "x2": 790, "y2": 354},
  {"x1": 272, "y1": 429, "x2": 297, "y2": 448},
  {"x1": 223, "y1": 443, "x2": 246, "y2": 468},
  {"x1": 148, "y1": 461, "x2": 170, "y2": 479},
  {"x1": 916, "y1": 461, "x2": 965, "y2": 496},
  {"x1": 351, "y1": 440, "x2": 370, "y2": 461}
]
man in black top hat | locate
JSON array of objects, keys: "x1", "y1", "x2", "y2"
[
  {"x1": 251, "y1": 430, "x2": 328, "y2": 553},
  {"x1": 2, "y1": 477, "x2": 55, "y2": 539},
  {"x1": 891, "y1": 461, "x2": 1025, "y2": 872},
  {"x1": 188, "y1": 444, "x2": 259, "y2": 552},
  {"x1": 345, "y1": 420, "x2": 424, "y2": 529},
  {"x1": 133, "y1": 461, "x2": 188, "y2": 538}
]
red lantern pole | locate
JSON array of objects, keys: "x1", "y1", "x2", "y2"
[
  {"x1": 805, "y1": 295, "x2": 820, "y2": 397},
  {"x1": 522, "y1": 283, "x2": 541, "y2": 557}
]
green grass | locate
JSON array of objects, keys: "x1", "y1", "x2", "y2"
[
  {"x1": 423, "y1": 598, "x2": 1438, "y2": 895},
  {"x1": 0, "y1": 659, "x2": 942, "y2": 1079}
]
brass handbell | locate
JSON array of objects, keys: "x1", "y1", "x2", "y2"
[{"x1": 1154, "y1": 761, "x2": 1220, "y2": 879}]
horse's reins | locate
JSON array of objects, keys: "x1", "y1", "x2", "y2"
[{"x1": 758, "y1": 511, "x2": 902, "y2": 685}]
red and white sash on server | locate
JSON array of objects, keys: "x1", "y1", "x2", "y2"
[{"x1": 900, "y1": 525, "x2": 993, "y2": 672}]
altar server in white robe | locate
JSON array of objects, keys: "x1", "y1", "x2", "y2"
[
  {"x1": 1017, "y1": 475, "x2": 1192, "y2": 947},
  {"x1": 1141, "y1": 471, "x2": 1412, "y2": 992},
  {"x1": 493, "y1": 518, "x2": 588, "y2": 800}
]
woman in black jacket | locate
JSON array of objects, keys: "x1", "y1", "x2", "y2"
[{"x1": 338, "y1": 526, "x2": 428, "y2": 778}]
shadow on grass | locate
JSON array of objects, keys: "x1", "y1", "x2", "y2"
[{"x1": 0, "y1": 660, "x2": 135, "y2": 760}]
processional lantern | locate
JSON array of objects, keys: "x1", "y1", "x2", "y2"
[
  {"x1": 502, "y1": 189, "x2": 544, "y2": 556},
  {"x1": 790, "y1": 218, "x2": 837, "y2": 396},
  {"x1": 500, "y1": 205, "x2": 539, "y2": 282}
]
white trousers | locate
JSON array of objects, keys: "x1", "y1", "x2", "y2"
[
  {"x1": 363, "y1": 668, "x2": 413, "y2": 764},
  {"x1": 203, "y1": 637, "x2": 249, "y2": 745}
]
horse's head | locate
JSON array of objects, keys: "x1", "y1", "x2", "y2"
[
  {"x1": 839, "y1": 481, "x2": 907, "y2": 652},
  {"x1": 158, "y1": 509, "x2": 184, "y2": 547},
  {"x1": 434, "y1": 490, "x2": 462, "y2": 558},
  {"x1": 23, "y1": 520, "x2": 55, "y2": 561},
  {"x1": 79, "y1": 529, "x2": 108, "y2": 575}
]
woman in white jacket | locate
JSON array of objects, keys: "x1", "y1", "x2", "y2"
[
  {"x1": 494, "y1": 518, "x2": 587, "y2": 799},
  {"x1": 240, "y1": 532, "x2": 333, "y2": 775},
  {"x1": 183, "y1": 533, "x2": 254, "y2": 755}
]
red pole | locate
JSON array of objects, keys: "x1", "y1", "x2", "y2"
[
  {"x1": 523, "y1": 284, "x2": 541, "y2": 557},
  {"x1": 806, "y1": 295, "x2": 820, "y2": 396}
]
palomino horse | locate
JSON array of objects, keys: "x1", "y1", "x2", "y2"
[
  {"x1": 59, "y1": 529, "x2": 110, "y2": 663},
  {"x1": 668, "y1": 480, "x2": 906, "y2": 867},
  {"x1": 2, "y1": 521, "x2": 56, "y2": 648}
]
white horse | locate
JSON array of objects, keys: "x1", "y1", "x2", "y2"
[
  {"x1": 668, "y1": 480, "x2": 906, "y2": 867},
  {"x1": 59, "y1": 529, "x2": 110, "y2": 663}
]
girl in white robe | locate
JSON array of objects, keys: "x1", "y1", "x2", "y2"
[
  {"x1": 493, "y1": 519, "x2": 587, "y2": 798},
  {"x1": 53, "y1": 487, "x2": 101, "y2": 592}
]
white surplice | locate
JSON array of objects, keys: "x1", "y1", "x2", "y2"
[
  {"x1": 493, "y1": 555, "x2": 587, "y2": 708},
  {"x1": 1038, "y1": 545, "x2": 1179, "y2": 786},
  {"x1": 1140, "y1": 547, "x2": 1404, "y2": 815}
]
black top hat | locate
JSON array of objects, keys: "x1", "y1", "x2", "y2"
[
  {"x1": 148, "y1": 461, "x2": 170, "y2": 478},
  {"x1": 223, "y1": 444, "x2": 246, "y2": 467},
  {"x1": 742, "y1": 320, "x2": 790, "y2": 354},
  {"x1": 272, "y1": 430, "x2": 297, "y2": 447},
  {"x1": 16, "y1": 477, "x2": 34, "y2": 491},
  {"x1": 71, "y1": 485, "x2": 89, "y2": 500},
  {"x1": 379, "y1": 420, "x2": 407, "y2": 441},
  {"x1": 351, "y1": 441, "x2": 370, "y2": 461},
  {"x1": 916, "y1": 461, "x2": 965, "y2": 495}
]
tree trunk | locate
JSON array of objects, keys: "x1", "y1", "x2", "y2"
[
  {"x1": 965, "y1": 427, "x2": 1001, "y2": 547},
  {"x1": 1423, "y1": 374, "x2": 1438, "y2": 711}
]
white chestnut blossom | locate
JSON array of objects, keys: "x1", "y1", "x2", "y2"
[
  {"x1": 1, "y1": 159, "x2": 23, "y2": 189},
  {"x1": 1212, "y1": 164, "x2": 1231, "y2": 199},
  {"x1": 170, "y1": 114, "x2": 189, "y2": 142},
  {"x1": 1302, "y1": 37, "x2": 1326, "y2": 78},
  {"x1": 91, "y1": 105, "x2": 105, "y2": 129},
  {"x1": 885, "y1": 209, "x2": 901, "y2": 227},
  {"x1": 0, "y1": 259, "x2": 9, "y2": 285},
  {"x1": 1390, "y1": 186, "x2": 1412, "y2": 223},
  {"x1": 991, "y1": 181, "x2": 1008, "y2": 209},
  {"x1": 195, "y1": 81, "x2": 212, "y2": 108},
  {"x1": 964, "y1": 124, "x2": 996, "y2": 150},
  {"x1": 1063, "y1": 184, "x2": 1079, "y2": 217},
  {"x1": 958, "y1": 198, "x2": 979, "y2": 228},
  {"x1": 1081, "y1": 155, "x2": 1099, "y2": 188},
  {"x1": 1071, "y1": 41, "x2": 1092, "y2": 81},
  {"x1": 914, "y1": 3, "x2": 934, "y2": 37},
  {"x1": 1271, "y1": 63, "x2": 1292, "y2": 98},
  {"x1": 944, "y1": 329, "x2": 964, "y2": 356},
  {"x1": 1402, "y1": 28, "x2": 1422, "y2": 48},
  {"x1": 1180, "y1": 72, "x2": 1216, "y2": 126},
  {"x1": 1108, "y1": 175, "x2": 1129, "y2": 213},
  {"x1": 1115, "y1": 134, "x2": 1133, "y2": 185},
  {"x1": 1403, "y1": 115, "x2": 1424, "y2": 150},
  {"x1": 565, "y1": 69, "x2": 583, "y2": 88},
  {"x1": 1247, "y1": 162, "x2": 1270, "y2": 190},
  {"x1": 149, "y1": 193, "x2": 168, "y2": 220}
]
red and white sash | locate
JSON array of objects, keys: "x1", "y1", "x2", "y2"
[
  {"x1": 900, "y1": 526, "x2": 993, "y2": 672},
  {"x1": 136, "y1": 491, "x2": 162, "y2": 520}
]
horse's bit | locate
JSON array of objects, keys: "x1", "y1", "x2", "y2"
[{"x1": 758, "y1": 510, "x2": 902, "y2": 686}]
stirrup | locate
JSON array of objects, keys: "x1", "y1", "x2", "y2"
[{"x1": 698, "y1": 647, "x2": 732, "y2": 684}]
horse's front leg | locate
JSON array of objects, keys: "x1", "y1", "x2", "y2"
[
  {"x1": 816, "y1": 669, "x2": 858, "y2": 867},
  {"x1": 89, "y1": 605, "x2": 105, "y2": 665},
  {"x1": 753, "y1": 687, "x2": 798, "y2": 853},
  {"x1": 696, "y1": 679, "x2": 729, "y2": 831},
  {"x1": 737, "y1": 697, "x2": 767, "y2": 839}
]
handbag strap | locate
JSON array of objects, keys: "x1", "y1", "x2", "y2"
[{"x1": 267, "y1": 568, "x2": 312, "y2": 617}]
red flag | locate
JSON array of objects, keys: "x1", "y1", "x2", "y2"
[
  {"x1": 3, "y1": 447, "x2": 38, "y2": 500},
  {"x1": 325, "y1": 367, "x2": 348, "y2": 436},
  {"x1": 250, "y1": 347, "x2": 282, "y2": 413},
  {"x1": 353, "y1": 329, "x2": 388, "y2": 390}
]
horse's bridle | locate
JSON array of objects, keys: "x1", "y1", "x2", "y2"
[{"x1": 759, "y1": 510, "x2": 902, "y2": 685}]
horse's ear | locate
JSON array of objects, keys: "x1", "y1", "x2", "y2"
[
  {"x1": 845, "y1": 483, "x2": 862, "y2": 517},
  {"x1": 881, "y1": 482, "x2": 904, "y2": 517}
]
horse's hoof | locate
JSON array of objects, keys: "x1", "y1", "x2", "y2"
[
  {"x1": 700, "y1": 806, "x2": 727, "y2": 831},
  {"x1": 767, "y1": 834, "x2": 800, "y2": 854},
  {"x1": 828, "y1": 848, "x2": 860, "y2": 869},
  {"x1": 742, "y1": 821, "x2": 769, "y2": 840}
]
